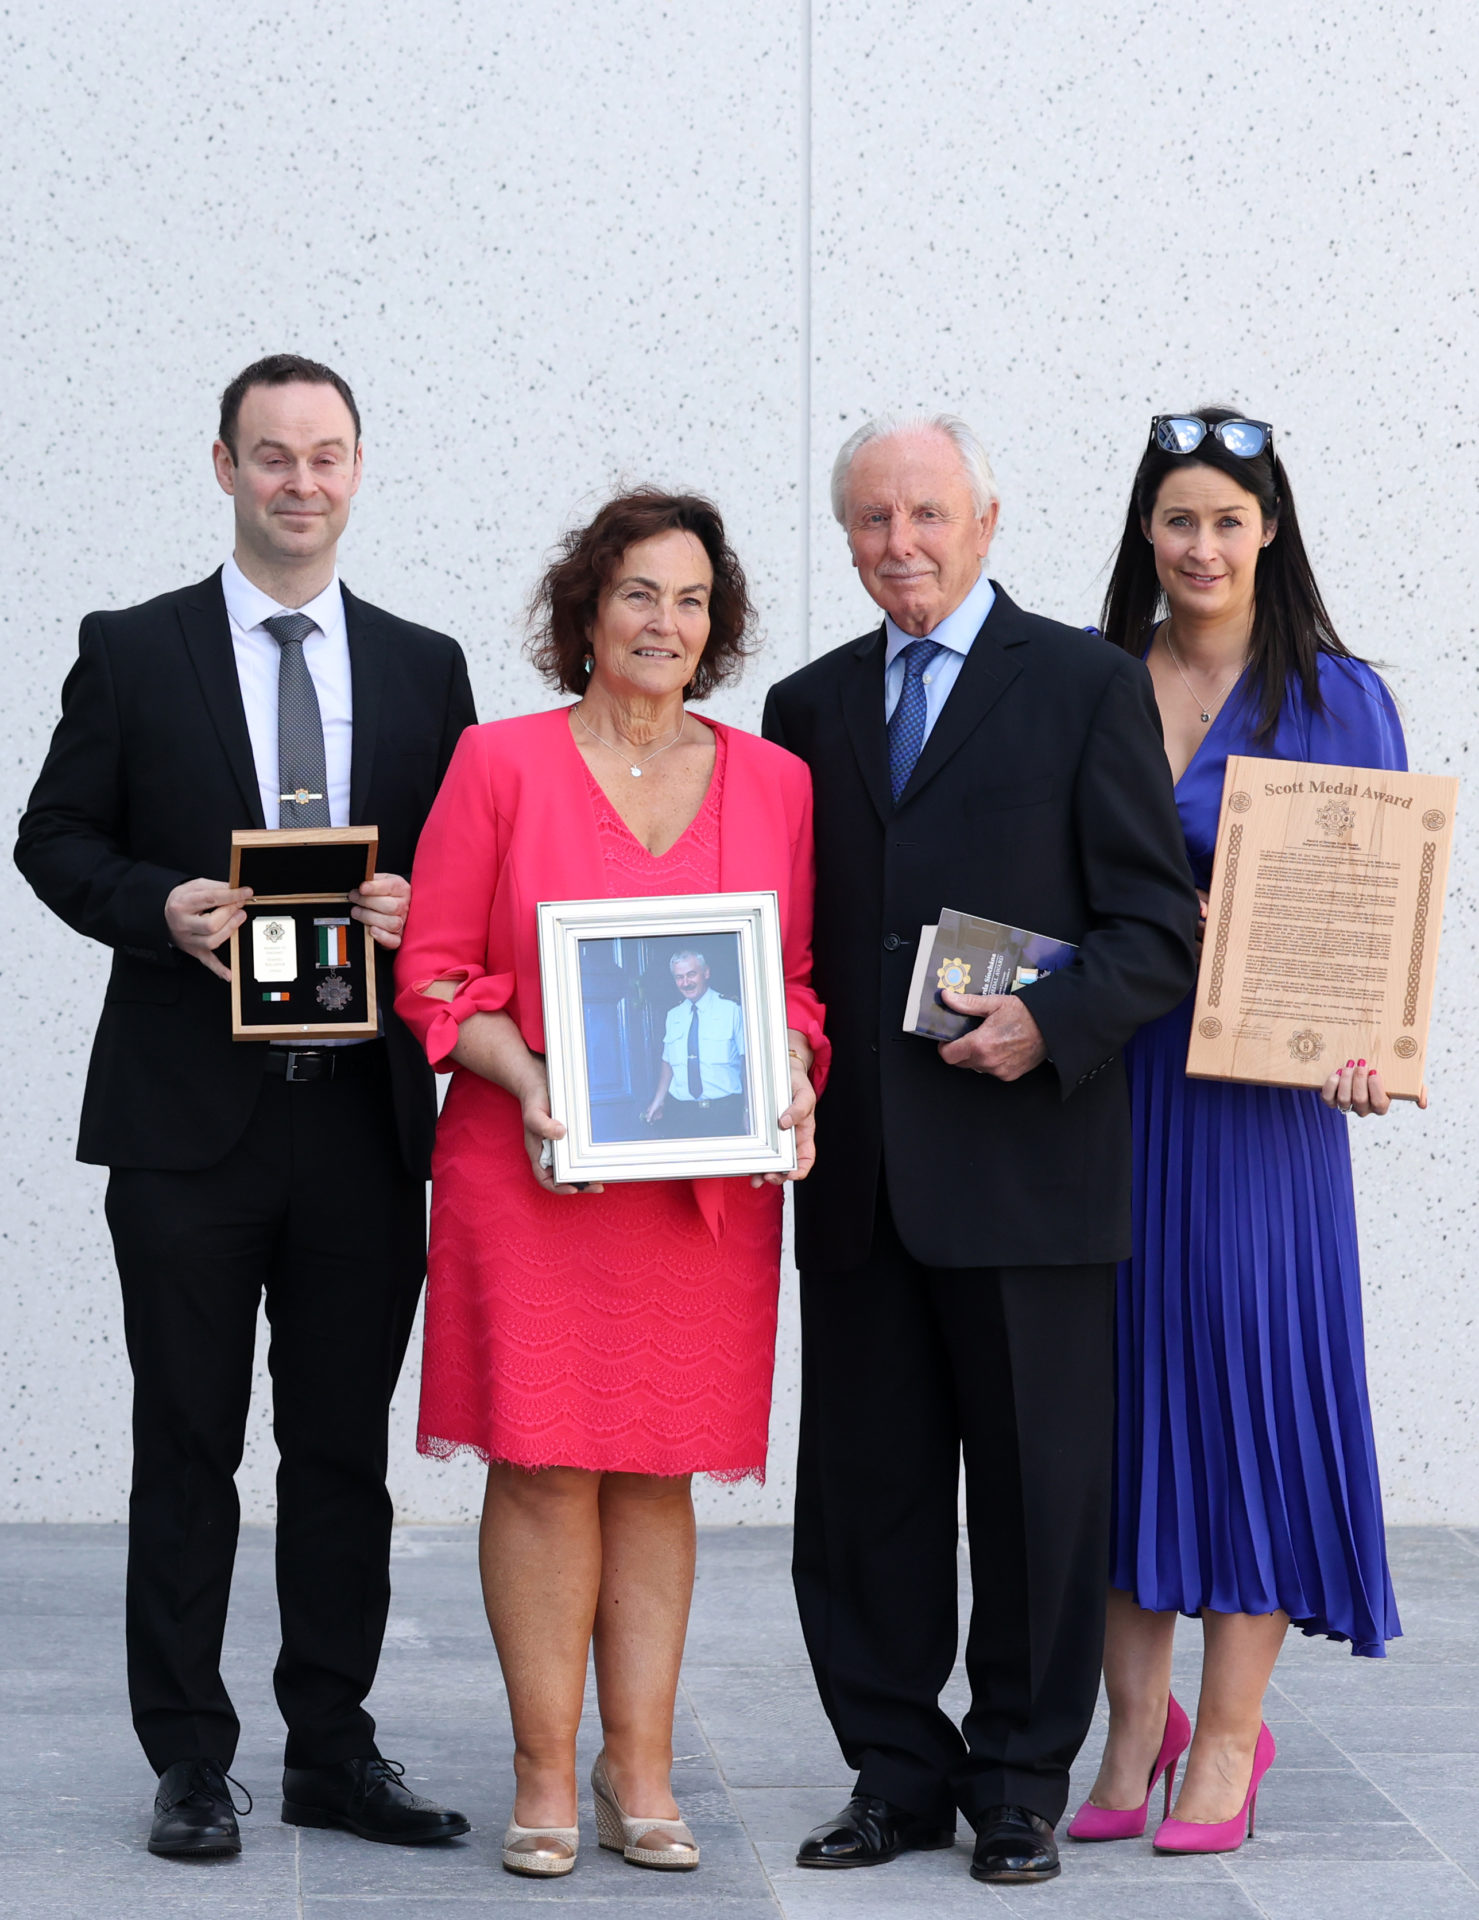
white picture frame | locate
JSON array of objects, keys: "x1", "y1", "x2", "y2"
[{"x1": 537, "y1": 890, "x2": 798, "y2": 1186}]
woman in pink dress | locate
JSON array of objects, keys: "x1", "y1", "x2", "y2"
[{"x1": 394, "y1": 490, "x2": 828, "y2": 1880}]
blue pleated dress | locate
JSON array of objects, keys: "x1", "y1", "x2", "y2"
[{"x1": 1111, "y1": 653, "x2": 1404, "y2": 1656}]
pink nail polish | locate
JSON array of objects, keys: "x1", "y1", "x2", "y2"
[
  {"x1": 1346, "y1": 1060, "x2": 1355, "y2": 1069},
  {"x1": 1357, "y1": 1060, "x2": 1366, "y2": 1068}
]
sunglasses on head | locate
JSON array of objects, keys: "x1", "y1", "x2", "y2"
[{"x1": 1152, "y1": 415, "x2": 1273, "y2": 460}]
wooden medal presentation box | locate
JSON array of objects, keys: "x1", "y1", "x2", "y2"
[
  {"x1": 1186, "y1": 757, "x2": 1458, "y2": 1101},
  {"x1": 228, "y1": 826, "x2": 379, "y2": 1041}
]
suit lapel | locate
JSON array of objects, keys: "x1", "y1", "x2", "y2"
[
  {"x1": 177, "y1": 570, "x2": 264, "y2": 828},
  {"x1": 840, "y1": 625, "x2": 893, "y2": 824},
  {"x1": 343, "y1": 585, "x2": 384, "y2": 825},
  {"x1": 896, "y1": 585, "x2": 1026, "y2": 807}
]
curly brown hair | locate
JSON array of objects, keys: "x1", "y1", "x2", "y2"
[{"x1": 528, "y1": 489, "x2": 757, "y2": 700}]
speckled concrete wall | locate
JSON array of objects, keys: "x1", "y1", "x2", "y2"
[{"x1": 3, "y1": 2, "x2": 1474, "y2": 1527}]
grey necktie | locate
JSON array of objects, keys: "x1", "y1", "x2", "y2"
[{"x1": 263, "y1": 612, "x2": 331, "y2": 828}]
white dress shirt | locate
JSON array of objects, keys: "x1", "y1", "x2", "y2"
[
  {"x1": 883, "y1": 567, "x2": 997, "y2": 744},
  {"x1": 222, "y1": 553, "x2": 353, "y2": 828},
  {"x1": 662, "y1": 989, "x2": 746, "y2": 1100},
  {"x1": 223, "y1": 555, "x2": 368, "y2": 1046}
]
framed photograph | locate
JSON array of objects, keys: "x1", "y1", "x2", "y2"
[{"x1": 537, "y1": 891, "x2": 798, "y2": 1185}]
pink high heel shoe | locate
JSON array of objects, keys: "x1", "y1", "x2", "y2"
[
  {"x1": 1152, "y1": 1722, "x2": 1276, "y2": 1854},
  {"x1": 1067, "y1": 1693, "x2": 1192, "y2": 1842}
]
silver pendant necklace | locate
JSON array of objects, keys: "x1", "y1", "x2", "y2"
[
  {"x1": 573, "y1": 702, "x2": 686, "y2": 777},
  {"x1": 1162, "y1": 625, "x2": 1248, "y2": 725}
]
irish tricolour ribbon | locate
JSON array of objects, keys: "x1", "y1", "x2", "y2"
[{"x1": 314, "y1": 919, "x2": 349, "y2": 968}]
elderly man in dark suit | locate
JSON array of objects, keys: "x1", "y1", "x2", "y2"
[
  {"x1": 15, "y1": 355, "x2": 476, "y2": 1859},
  {"x1": 763, "y1": 413, "x2": 1197, "y2": 1885}
]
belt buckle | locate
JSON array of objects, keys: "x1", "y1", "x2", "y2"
[{"x1": 283, "y1": 1049, "x2": 323, "y2": 1083}]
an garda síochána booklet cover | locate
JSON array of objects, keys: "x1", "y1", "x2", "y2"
[{"x1": 903, "y1": 907, "x2": 1078, "y2": 1042}]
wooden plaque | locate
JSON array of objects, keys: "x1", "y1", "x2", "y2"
[{"x1": 1185, "y1": 756, "x2": 1457, "y2": 1101}]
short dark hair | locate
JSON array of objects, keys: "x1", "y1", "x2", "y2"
[
  {"x1": 217, "y1": 353, "x2": 361, "y2": 462},
  {"x1": 528, "y1": 489, "x2": 757, "y2": 701},
  {"x1": 1099, "y1": 403, "x2": 1362, "y2": 742}
]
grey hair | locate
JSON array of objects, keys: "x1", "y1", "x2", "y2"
[
  {"x1": 830, "y1": 412, "x2": 1000, "y2": 523},
  {"x1": 669, "y1": 949, "x2": 707, "y2": 972}
]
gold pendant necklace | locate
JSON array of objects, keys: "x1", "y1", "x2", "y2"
[{"x1": 573, "y1": 703, "x2": 685, "y2": 777}]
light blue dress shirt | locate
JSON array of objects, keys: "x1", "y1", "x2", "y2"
[
  {"x1": 662, "y1": 989, "x2": 746, "y2": 1100},
  {"x1": 882, "y1": 568, "x2": 997, "y2": 743}
]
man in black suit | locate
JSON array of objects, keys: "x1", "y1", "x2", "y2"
[
  {"x1": 763, "y1": 414, "x2": 1197, "y2": 1885},
  {"x1": 15, "y1": 356, "x2": 476, "y2": 1857}
]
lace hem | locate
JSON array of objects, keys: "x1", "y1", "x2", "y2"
[{"x1": 417, "y1": 1431, "x2": 765, "y2": 1486}]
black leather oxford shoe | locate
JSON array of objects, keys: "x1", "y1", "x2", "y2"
[
  {"x1": 148, "y1": 1758, "x2": 246, "y2": 1857},
  {"x1": 796, "y1": 1793, "x2": 955, "y2": 1868},
  {"x1": 281, "y1": 1757, "x2": 470, "y2": 1844},
  {"x1": 970, "y1": 1804, "x2": 1061, "y2": 1883}
]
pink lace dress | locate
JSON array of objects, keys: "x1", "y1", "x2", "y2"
[{"x1": 416, "y1": 727, "x2": 783, "y2": 1480}]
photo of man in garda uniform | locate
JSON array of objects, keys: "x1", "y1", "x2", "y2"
[{"x1": 643, "y1": 948, "x2": 747, "y2": 1137}]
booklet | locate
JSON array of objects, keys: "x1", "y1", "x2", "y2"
[{"x1": 903, "y1": 907, "x2": 1079, "y2": 1042}]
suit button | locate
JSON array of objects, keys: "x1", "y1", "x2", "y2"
[{"x1": 882, "y1": 933, "x2": 902, "y2": 951}]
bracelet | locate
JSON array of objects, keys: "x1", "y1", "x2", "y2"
[{"x1": 788, "y1": 1048, "x2": 808, "y2": 1067}]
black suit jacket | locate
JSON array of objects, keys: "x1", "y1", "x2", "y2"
[
  {"x1": 762, "y1": 585, "x2": 1198, "y2": 1272},
  {"x1": 14, "y1": 570, "x2": 476, "y2": 1178}
]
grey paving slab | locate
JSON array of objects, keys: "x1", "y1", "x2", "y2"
[
  {"x1": 1050, "y1": 1837, "x2": 1234, "y2": 1881},
  {"x1": 761, "y1": 1851, "x2": 1014, "y2": 1919},
  {"x1": 1239, "y1": 1754, "x2": 1438, "y2": 1838},
  {"x1": 682, "y1": 1596, "x2": 812, "y2": 1670},
  {"x1": 728, "y1": 1786, "x2": 886, "y2": 1850},
  {"x1": 1271, "y1": 1659, "x2": 1479, "y2": 1707},
  {"x1": 1333, "y1": 1750, "x2": 1479, "y2": 1870},
  {"x1": 28, "y1": 1897, "x2": 300, "y2": 1920},
  {"x1": 1225, "y1": 1709, "x2": 1349, "y2": 1768},
  {"x1": 699, "y1": 1733, "x2": 855, "y2": 1792},
  {"x1": 681, "y1": 1663, "x2": 840, "y2": 1744},
  {"x1": 1224, "y1": 1820, "x2": 1442, "y2": 1862},
  {"x1": 994, "y1": 1881, "x2": 1263, "y2": 1920},
  {"x1": 300, "y1": 1902, "x2": 782, "y2": 1917},
  {"x1": 0, "y1": 1838, "x2": 301, "y2": 1920},
  {"x1": 1294, "y1": 1705, "x2": 1479, "y2": 1753},
  {"x1": 4, "y1": 1522, "x2": 1479, "y2": 1920},
  {"x1": 1229, "y1": 1859, "x2": 1479, "y2": 1919}
]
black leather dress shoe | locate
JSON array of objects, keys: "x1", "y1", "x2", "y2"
[
  {"x1": 796, "y1": 1793, "x2": 955, "y2": 1868},
  {"x1": 281, "y1": 1757, "x2": 470, "y2": 1844},
  {"x1": 148, "y1": 1759, "x2": 246, "y2": 1857},
  {"x1": 970, "y1": 1805, "x2": 1060, "y2": 1883}
]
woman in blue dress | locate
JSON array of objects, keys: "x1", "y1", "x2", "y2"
[{"x1": 1068, "y1": 409, "x2": 1412, "y2": 1856}]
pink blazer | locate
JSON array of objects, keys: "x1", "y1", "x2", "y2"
[{"x1": 394, "y1": 706, "x2": 830, "y2": 1093}]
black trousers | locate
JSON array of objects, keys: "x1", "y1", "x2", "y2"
[
  {"x1": 793, "y1": 1188, "x2": 1114, "y2": 1829},
  {"x1": 104, "y1": 1046, "x2": 426, "y2": 1773}
]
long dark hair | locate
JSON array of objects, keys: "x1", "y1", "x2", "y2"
[{"x1": 1099, "y1": 405, "x2": 1359, "y2": 741}]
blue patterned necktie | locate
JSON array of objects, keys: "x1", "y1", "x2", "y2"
[
  {"x1": 686, "y1": 1002, "x2": 704, "y2": 1098},
  {"x1": 888, "y1": 638, "x2": 946, "y2": 804},
  {"x1": 263, "y1": 612, "x2": 332, "y2": 828}
]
